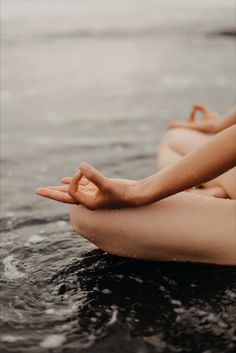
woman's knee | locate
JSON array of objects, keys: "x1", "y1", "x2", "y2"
[
  {"x1": 70, "y1": 205, "x2": 86, "y2": 234},
  {"x1": 70, "y1": 205, "x2": 127, "y2": 254},
  {"x1": 70, "y1": 205, "x2": 102, "y2": 245},
  {"x1": 159, "y1": 128, "x2": 189, "y2": 150},
  {"x1": 157, "y1": 128, "x2": 186, "y2": 169}
]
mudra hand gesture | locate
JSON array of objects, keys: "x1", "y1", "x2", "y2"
[
  {"x1": 168, "y1": 103, "x2": 221, "y2": 133},
  {"x1": 36, "y1": 162, "x2": 137, "y2": 210}
]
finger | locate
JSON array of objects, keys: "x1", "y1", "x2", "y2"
[
  {"x1": 168, "y1": 121, "x2": 192, "y2": 129},
  {"x1": 79, "y1": 162, "x2": 109, "y2": 189},
  {"x1": 68, "y1": 170, "x2": 83, "y2": 199},
  {"x1": 69, "y1": 188, "x2": 93, "y2": 209},
  {"x1": 61, "y1": 177, "x2": 72, "y2": 184},
  {"x1": 192, "y1": 103, "x2": 208, "y2": 113},
  {"x1": 61, "y1": 176, "x2": 89, "y2": 186},
  {"x1": 67, "y1": 181, "x2": 97, "y2": 208},
  {"x1": 188, "y1": 107, "x2": 197, "y2": 122},
  {"x1": 48, "y1": 185, "x2": 69, "y2": 192},
  {"x1": 36, "y1": 188, "x2": 76, "y2": 203},
  {"x1": 188, "y1": 103, "x2": 209, "y2": 122},
  {"x1": 191, "y1": 104, "x2": 209, "y2": 119}
]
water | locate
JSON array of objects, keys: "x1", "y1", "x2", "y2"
[{"x1": 1, "y1": 1, "x2": 236, "y2": 352}]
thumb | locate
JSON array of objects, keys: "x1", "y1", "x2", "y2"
[{"x1": 79, "y1": 162, "x2": 108, "y2": 189}]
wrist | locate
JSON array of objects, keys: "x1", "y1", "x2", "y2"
[
  {"x1": 130, "y1": 174, "x2": 162, "y2": 206},
  {"x1": 213, "y1": 117, "x2": 224, "y2": 133}
]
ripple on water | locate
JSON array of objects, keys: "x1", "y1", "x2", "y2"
[
  {"x1": 40, "y1": 334, "x2": 66, "y2": 348},
  {"x1": 25, "y1": 234, "x2": 45, "y2": 245},
  {"x1": 1, "y1": 335, "x2": 22, "y2": 343},
  {"x1": 1, "y1": 246, "x2": 235, "y2": 353}
]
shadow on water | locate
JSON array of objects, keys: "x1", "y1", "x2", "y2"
[{"x1": 50, "y1": 249, "x2": 236, "y2": 353}]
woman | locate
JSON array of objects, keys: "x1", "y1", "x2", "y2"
[{"x1": 36, "y1": 104, "x2": 236, "y2": 265}]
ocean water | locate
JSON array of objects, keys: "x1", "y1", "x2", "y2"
[{"x1": 1, "y1": 1, "x2": 236, "y2": 352}]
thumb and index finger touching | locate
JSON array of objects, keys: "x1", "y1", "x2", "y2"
[
  {"x1": 188, "y1": 103, "x2": 208, "y2": 122},
  {"x1": 168, "y1": 103, "x2": 209, "y2": 130},
  {"x1": 79, "y1": 162, "x2": 108, "y2": 189},
  {"x1": 68, "y1": 162, "x2": 109, "y2": 201}
]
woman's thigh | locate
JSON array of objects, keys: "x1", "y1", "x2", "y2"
[{"x1": 70, "y1": 193, "x2": 236, "y2": 265}]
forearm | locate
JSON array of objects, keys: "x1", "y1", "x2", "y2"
[
  {"x1": 217, "y1": 107, "x2": 236, "y2": 131},
  {"x1": 135, "y1": 125, "x2": 236, "y2": 204}
]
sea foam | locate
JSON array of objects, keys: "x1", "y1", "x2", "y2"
[
  {"x1": 3, "y1": 255, "x2": 27, "y2": 280},
  {"x1": 40, "y1": 334, "x2": 66, "y2": 348}
]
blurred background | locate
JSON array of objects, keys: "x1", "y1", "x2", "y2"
[
  {"x1": 1, "y1": 0, "x2": 235, "y2": 219},
  {"x1": 0, "y1": 1, "x2": 236, "y2": 352}
]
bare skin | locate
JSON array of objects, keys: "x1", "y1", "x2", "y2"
[
  {"x1": 168, "y1": 104, "x2": 236, "y2": 133},
  {"x1": 69, "y1": 194, "x2": 235, "y2": 265},
  {"x1": 157, "y1": 127, "x2": 236, "y2": 199},
  {"x1": 159, "y1": 104, "x2": 236, "y2": 199},
  {"x1": 36, "y1": 104, "x2": 236, "y2": 265}
]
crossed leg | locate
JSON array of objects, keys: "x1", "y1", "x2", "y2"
[
  {"x1": 70, "y1": 127, "x2": 236, "y2": 265},
  {"x1": 157, "y1": 128, "x2": 209, "y2": 169},
  {"x1": 70, "y1": 192, "x2": 236, "y2": 265},
  {"x1": 157, "y1": 128, "x2": 236, "y2": 199}
]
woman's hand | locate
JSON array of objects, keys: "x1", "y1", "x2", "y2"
[
  {"x1": 168, "y1": 103, "x2": 222, "y2": 133},
  {"x1": 36, "y1": 162, "x2": 139, "y2": 209}
]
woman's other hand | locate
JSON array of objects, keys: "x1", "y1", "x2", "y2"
[{"x1": 168, "y1": 103, "x2": 221, "y2": 133}]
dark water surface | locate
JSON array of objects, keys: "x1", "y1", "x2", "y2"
[
  {"x1": 1, "y1": 219, "x2": 236, "y2": 353},
  {"x1": 1, "y1": 1, "x2": 236, "y2": 352}
]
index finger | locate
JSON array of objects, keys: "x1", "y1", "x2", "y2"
[
  {"x1": 61, "y1": 176, "x2": 89, "y2": 186},
  {"x1": 188, "y1": 107, "x2": 197, "y2": 122},
  {"x1": 36, "y1": 187, "x2": 76, "y2": 204},
  {"x1": 61, "y1": 177, "x2": 72, "y2": 184},
  {"x1": 69, "y1": 170, "x2": 83, "y2": 199}
]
